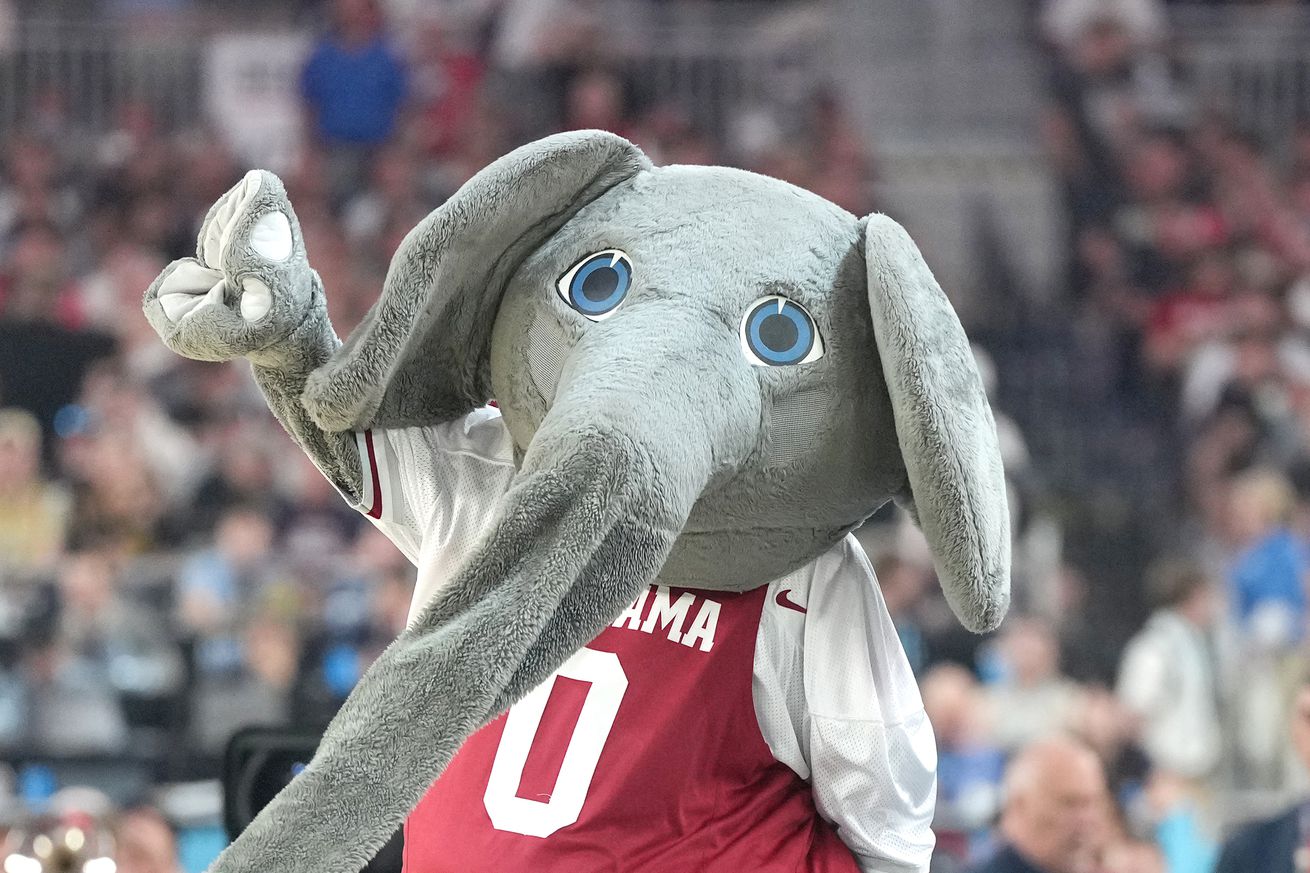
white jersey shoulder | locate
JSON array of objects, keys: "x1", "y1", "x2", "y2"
[
  {"x1": 353, "y1": 406, "x2": 516, "y2": 622},
  {"x1": 753, "y1": 534, "x2": 936, "y2": 873}
]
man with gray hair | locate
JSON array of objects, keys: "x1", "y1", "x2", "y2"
[{"x1": 967, "y1": 736, "x2": 1111, "y2": 873}]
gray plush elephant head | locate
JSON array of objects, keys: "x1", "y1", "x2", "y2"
[{"x1": 305, "y1": 130, "x2": 1010, "y2": 631}]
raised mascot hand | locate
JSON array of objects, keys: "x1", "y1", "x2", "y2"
[
  {"x1": 142, "y1": 168, "x2": 360, "y2": 499},
  {"x1": 143, "y1": 169, "x2": 321, "y2": 368}
]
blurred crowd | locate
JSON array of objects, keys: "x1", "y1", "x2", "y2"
[
  {"x1": 945, "y1": 0, "x2": 1310, "y2": 871},
  {"x1": 1046, "y1": 0, "x2": 1310, "y2": 785},
  {"x1": 0, "y1": 0, "x2": 1307, "y2": 871}
]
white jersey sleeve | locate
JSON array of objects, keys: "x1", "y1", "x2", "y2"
[
  {"x1": 347, "y1": 406, "x2": 517, "y2": 623},
  {"x1": 752, "y1": 535, "x2": 937, "y2": 873}
]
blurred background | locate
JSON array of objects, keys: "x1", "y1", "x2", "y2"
[{"x1": 0, "y1": 0, "x2": 1308, "y2": 871}]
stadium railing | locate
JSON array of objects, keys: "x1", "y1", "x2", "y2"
[{"x1": 1172, "y1": 3, "x2": 1310, "y2": 151}]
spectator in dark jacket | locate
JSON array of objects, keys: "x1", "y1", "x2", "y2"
[{"x1": 1214, "y1": 677, "x2": 1310, "y2": 873}]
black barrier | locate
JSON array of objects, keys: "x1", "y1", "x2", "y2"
[{"x1": 222, "y1": 727, "x2": 403, "y2": 873}]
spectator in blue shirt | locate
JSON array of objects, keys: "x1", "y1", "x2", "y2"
[
  {"x1": 1227, "y1": 469, "x2": 1307, "y2": 648},
  {"x1": 923, "y1": 663, "x2": 1006, "y2": 866},
  {"x1": 176, "y1": 504, "x2": 282, "y2": 677},
  {"x1": 300, "y1": 0, "x2": 408, "y2": 204},
  {"x1": 1225, "y1": 468, "x2": 1308, "y2": 788}
]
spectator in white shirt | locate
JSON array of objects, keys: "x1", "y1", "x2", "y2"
[{"x1": 1116, "y1": 559, "x2": 1222, "y2": 782}]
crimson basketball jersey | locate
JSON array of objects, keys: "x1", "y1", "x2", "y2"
[
  {"x1": 403, "y1": 584, "x2": 860, "y2": 872},
  {"x1": 339, "y1": 408, "x2": 936, "y2": 873}
]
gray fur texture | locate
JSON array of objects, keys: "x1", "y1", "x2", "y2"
[
  {"x1": 864, "y1": 215, "x2": 1010, "y2": 631},
  {"x1": 142, "y1": 131, "x2": 1011, "y2": 873},
  {"x1": 302, "y1": 131, "x2": 652, "y2": 433}
]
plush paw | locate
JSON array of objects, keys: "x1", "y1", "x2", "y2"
[{"x1": 143, "y1": 169, "x2": 317, "y2": 363}]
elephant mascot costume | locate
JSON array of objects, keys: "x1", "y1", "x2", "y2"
[{"x1": 143, "y1": 130, "x2": 1010, "y2": 873}]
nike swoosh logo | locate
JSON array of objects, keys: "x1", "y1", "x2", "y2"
[{"x1": 775, "y1": 588, "x2": 807, "y2": 614}]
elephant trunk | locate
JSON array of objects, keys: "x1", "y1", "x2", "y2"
[{"x1": 206, "y1": 306, "x2": 760, "y2": 873}]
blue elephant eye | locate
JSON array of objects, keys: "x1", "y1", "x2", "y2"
[
  {"x1": 740, "y1": 296, "x2": 824, "y2": 366},
  {"x1": 556, "y1": 250, "x2": 632, "y2": 320}
]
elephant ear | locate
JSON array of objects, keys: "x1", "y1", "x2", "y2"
[
  {"x1": 302, "y1": 130, "x2": 651, "y2": 432},
  {"x1": 863, "y1": 214, "x2": 1011, "y2": 632}
]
